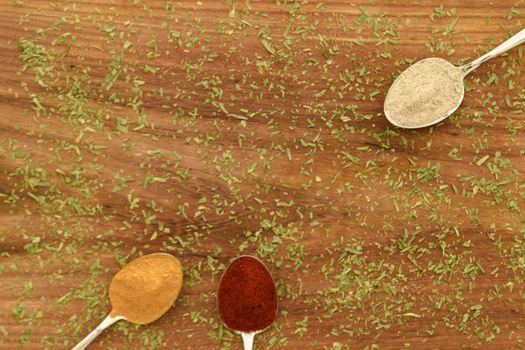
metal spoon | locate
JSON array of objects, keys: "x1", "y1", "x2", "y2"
[
  {"x1": 71, "y1": 315, "x2": 124, "y2": 350},
  {"x1": 384, "y1": 28, "x2": 525, "y2": 129},
  {"x1": 217, "y1": 255, "x2": 278, "y2": 350},
  {"x1": 71, "y1": 253, "x2": 183, "y2": 350}
]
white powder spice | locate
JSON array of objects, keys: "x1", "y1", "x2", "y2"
[{"x1": 384, "y1": 58, "x2": 465, "y2": 128}]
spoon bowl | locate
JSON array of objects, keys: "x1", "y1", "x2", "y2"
[
  {"x1": 108, "y1": 253, "x2": 183, "y2": 324},
  {"x1": 217, "y1": 255, "x2": 278, "y2": 350},
  {"x1": 384, "y1": 57, "x2": 465, "y2": 129}
]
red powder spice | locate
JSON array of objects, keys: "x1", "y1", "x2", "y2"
[{"x1": 217, "y1": 256, "x2": 277, "y2": 333}]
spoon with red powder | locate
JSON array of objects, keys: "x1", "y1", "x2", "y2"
[{"x1": 217, "y1": 255, "x2": 278, "y2": 350}]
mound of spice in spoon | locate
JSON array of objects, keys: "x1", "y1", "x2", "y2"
[
  {"x1": 218, "y1": 255, "x2": 277, "y2": 350},
  {"x1": 384, "y1": 58, "x2": 464, "y2": 128},
  {"x1": 71, "y1": 253, "x2": 183, "y2": 350}
]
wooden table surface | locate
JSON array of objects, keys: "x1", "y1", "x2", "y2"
[{"x1": 1, "y1": 1, "x2": 524, "y2": 349}]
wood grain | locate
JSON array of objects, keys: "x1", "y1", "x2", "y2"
[{"x1": 0, "y1": 0, "x2": 524, "y2": 349}]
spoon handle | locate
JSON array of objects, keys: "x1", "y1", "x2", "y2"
[
  {"x1": 463, "y1": 28, "x2": 525, "y2": 75},
  {"x1": 241, "y1": 332, "x2": 256, "y2": 350},
  {"x1": 71, "y1": 314, "x2": 122, "y2": 350}
]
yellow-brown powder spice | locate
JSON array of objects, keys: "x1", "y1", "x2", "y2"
[{"x1": 109, "y1": 253, "x2": 183, "y2": 324}]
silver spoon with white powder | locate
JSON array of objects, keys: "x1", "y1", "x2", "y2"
[{"x1": 384, "y1": 28, "x2": 525, "y2": 129}]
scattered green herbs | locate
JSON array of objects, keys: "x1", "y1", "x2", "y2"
[{"x1": 0, "y1": 1, "x2": 524, "y2": 349}]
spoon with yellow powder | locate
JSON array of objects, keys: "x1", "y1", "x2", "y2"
[
  {"x1": 71, "y1": 253, "x2": 183, "y2": 350},
  {"x1": 384, "y1": 28, "x2": 525, "y2": 129}
]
